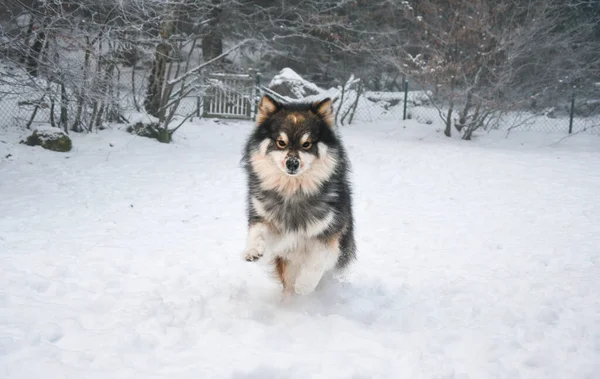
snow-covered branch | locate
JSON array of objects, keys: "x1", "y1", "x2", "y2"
[{"x1": 167, "y1": 39, "x2": 252, "y2": 86}]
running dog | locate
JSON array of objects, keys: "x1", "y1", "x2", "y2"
[{"x1": 241, "y1": 94, "x2": 356, "y2": 295}]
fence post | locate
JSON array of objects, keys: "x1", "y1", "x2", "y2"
[
  {"x1": 253, "y1": 73, "x2": 262, "y2": 121},
  {"x1": 196, "y1": 95, "x2": 200, "y2": 118},
  {"x1": 403, "y1": 80, "x2": 409, "y2": 120},
  {"x1": 568, "y1": 92, "x2": 575, "y2": 134}
]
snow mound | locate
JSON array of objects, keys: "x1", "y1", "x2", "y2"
[
  {"x1": 32, "y1": 124, "x2": 65, "y2": 136},
  {"x1": 267, "y1": 68, "x2": 331, "y2": 102}
]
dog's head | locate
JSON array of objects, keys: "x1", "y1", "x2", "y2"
[{"x1": 244, "y1": 94, "x2": 340, "y2": 196}]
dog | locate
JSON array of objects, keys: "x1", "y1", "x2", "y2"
[{"x1": 240, "y1": 94, "x2": 356, "y2": 296}]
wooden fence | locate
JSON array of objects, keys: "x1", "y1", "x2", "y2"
[{"x1": 202, "y1": 73, "x2": 256, "y2": 120}]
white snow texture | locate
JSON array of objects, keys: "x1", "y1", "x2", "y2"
[{"x1": 1, "y1": 117, "x2": 599, "y2": 379}]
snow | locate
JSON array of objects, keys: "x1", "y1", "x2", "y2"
[
  {"x1": 1, "y1": 118, "x2": 600, "y2": 378},
  {"x1": 267, "y1": 68, "x2": 335, "y2": 102},
  {"x1": 29, "y1": 124, "x2": 69, "y2": 141},
  {"x1": 269, "y1": 67, "x2": 307, "y2": 86}
]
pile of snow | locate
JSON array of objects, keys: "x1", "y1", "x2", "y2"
[
  {"x1": 268, "y1": 68, "x2": 322, "y2": 98},
  {"x1": 266, "y1": 68, "x2": 339, "y2": 103}
]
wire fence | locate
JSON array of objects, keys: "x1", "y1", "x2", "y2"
[
  {"x1": 1, "y1": 65, "x2": 599, "y2": 137},
  {"x1": 348, "y1": 83, "x2": 600, "y2": 136}
]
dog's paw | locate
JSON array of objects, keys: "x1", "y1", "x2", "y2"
[
  {"x1": 294, "y1": 280, "x2": 319, "y2": 295},
  {"x1": 243, "y1": 248, "x2": 264, "y2": 262},
  {"x1": 279, "y1": 288, "x2": 296, "y2": 305},
  {"x1": 293, "y1": 270, "x2": 323, "y2": 295}
]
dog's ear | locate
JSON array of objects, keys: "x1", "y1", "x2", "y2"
[
  {"x1": 312, "y1": 98, "x2": 334, "y2": 128},
  {"x1": 256, "y1": 94, "x2": 280, "y2": 125}
]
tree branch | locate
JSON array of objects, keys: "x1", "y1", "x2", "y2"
[{"x1": 167, "y1": 39, "x2": 252, "y2": 86}]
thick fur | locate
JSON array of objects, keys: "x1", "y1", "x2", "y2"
[{"x1": 241, "y1": 94, "x2": 356, "y2": 295}]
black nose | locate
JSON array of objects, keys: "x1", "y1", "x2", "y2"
[{"x1": 286, "y1": 157, "x2": 300, "y2": 172}]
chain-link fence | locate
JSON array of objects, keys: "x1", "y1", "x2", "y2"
[{"x1": 333, "y1": 81, "x2": 600, "y2": 136}]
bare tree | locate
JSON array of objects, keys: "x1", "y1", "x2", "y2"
[
  {"x1": 1, "y1": 0, "x2": 598, "y2": 142},
  {"x1": 388, "y1": 0, "x2": 599, "y2": 139}
]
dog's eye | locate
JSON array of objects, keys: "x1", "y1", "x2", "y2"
[
  {"x1": 277, "y1": 139, "x2": 287, "y2": 148},
  {"x1": 302, "y1": 141, "x2": 312, "y2": 149}
]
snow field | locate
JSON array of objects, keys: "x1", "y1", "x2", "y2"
[{"x1": 1, "y1": 119, "x2": 599, "y2": 378}]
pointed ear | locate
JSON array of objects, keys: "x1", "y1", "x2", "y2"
[
  {"x1": 256, "y1": 94, "x2": 280, "y2": 125},
  {"x1": 312, "y1": 98, "x2": 334, "y2": 128}
]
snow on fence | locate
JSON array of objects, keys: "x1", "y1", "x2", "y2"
[{"x1": 201, "y1": 73, "x2": 256, "y2": 120}]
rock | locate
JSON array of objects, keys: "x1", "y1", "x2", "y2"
[
  {"x1": 126, "y1": 122, "x2": 172, "y2": 143},
  {"x1": 268, "y1": 68, "x2": 323, "y2": 100},
  {"x1": 23, "y1": 126, "x2": 72, "y2": 152},
  {"x1": 126, "y1": 121, "x2": 160, "y2": 139}
]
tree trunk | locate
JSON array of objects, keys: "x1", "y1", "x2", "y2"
[
  {"x1": 27, "y1": 30, "x2": 46, "y2": 77},
  {"x1": 131, "y1": 47, "x2": 140, "y2": 111},
  {"x1": 444, "y1": 76, "x2": 455, "y2": 137},
  {"x1": 202, "y1": 32, "x2": 223, "y2": 61},
  {"x1": 201, "y1": 0, "x2": 223, "y2": 61},
  {"x1": 156, "y1": 128, "x2": 172, "y2": 143},
  {"x1": 96, "y1": 63, "x2": 116, "y2": 128},
  {"x1": 72, "y1": 36, "x2": 92, "y2": 132},
  {"x1": 462, "y1": 103, "x2": 483, "y2": 140},
  {"x1": 21, "y1": 10, "x2": 36, "y2": 64},
  {"x1": 144, "y1": 5, "x2": 176, "y2": 117},
  {"x1": 49, "y1": 85, "x2": 56, "y2": 128},
  {"x1": 457, "y1": 90, "x2": 473, "y2": 132},
  {"x1": 444, "y1": 103, "x2": 453, "y2": 137},
  {"x1": 60, "y1": 82, "x2": 68, "y2": 133},
  {"x1": 144, "y1": 42, "x2": 171, "y2": 117}
]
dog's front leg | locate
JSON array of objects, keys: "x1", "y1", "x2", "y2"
[
  {"x1": 293, "y1": 238, "x2": 340, "y2": 295},
  {"x1": 243, "y1": 221, "x2": 271, "y2": 262}
]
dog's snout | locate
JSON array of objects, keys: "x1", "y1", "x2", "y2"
[{"x1": 286, "y1": 157, "x2": 300, "y2": 172}]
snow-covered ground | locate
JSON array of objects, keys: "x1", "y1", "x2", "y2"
[{"x1": 1, "y1": 118, "x2": 599, "y2": 378}]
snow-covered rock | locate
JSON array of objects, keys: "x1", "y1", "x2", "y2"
[
  {"x1": 267, "y1": 68, "x2": 325, "y2": 100},
  {"x1": 22, "y1": 125, "x2": 72, "y2": 152},
  {"x1": 127, "y1": 121, "x2": 161, "y2": 139}
]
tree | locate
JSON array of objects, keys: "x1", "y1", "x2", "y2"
[{"x1": 392, "y1": 0, "x2": 600, "y2": 139}]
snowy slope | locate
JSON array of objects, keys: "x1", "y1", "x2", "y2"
[{"x1": 1, "y1": 119, "x2": 599, "y2": 379}]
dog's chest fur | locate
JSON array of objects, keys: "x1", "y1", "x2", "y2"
[{"x1": 252, "y1": 189, "x2": 337, "y2": 236}]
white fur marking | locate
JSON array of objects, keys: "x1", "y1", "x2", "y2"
[
  {"x1": 317, "y1": 142, "x2": 328, "y2": 158},
  {"x1": 305, "y1": 212, "x2": 335, "y2": 238},
  {"x1": 258, "y1": 139, "x2": 270, "y2": 156},
  {"x1": 268, "y1": 212, "x2": 335, "y2": 256},
  {"x1": 268, "y1": 150, "x2": 288, "y2": 174},
  {"x1": 293, "y1": 241, "x2": 340, "y2": 295},
  {"x1": 243, "y1": 222, "x2": 269, "y2": 261},
  {"x1": 279, "y1": 132, "x2": 289, "y2": 144},
  {"x1": 298, "y1": 151, "x2": 315, "y2": 171},
  {"x1": 251, "y1": 197, "x2": 269, "y2": 219}
]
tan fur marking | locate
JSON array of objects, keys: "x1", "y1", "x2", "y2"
[
  {"x1": 328, "y1": 234, "x2": 341, "y2": 251},
  {"x1": 256, "y1": 96, "x2": 278, "y2": 125},
  {"x1": 314, "y1": 99, "x2": 335, "y2": 128},
  {"x1": 274, "y1": 257, "x2": 289, "y2": 289},
  {"x1": 286, "y1": 113, "x2": 305, "y2": 126}
]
